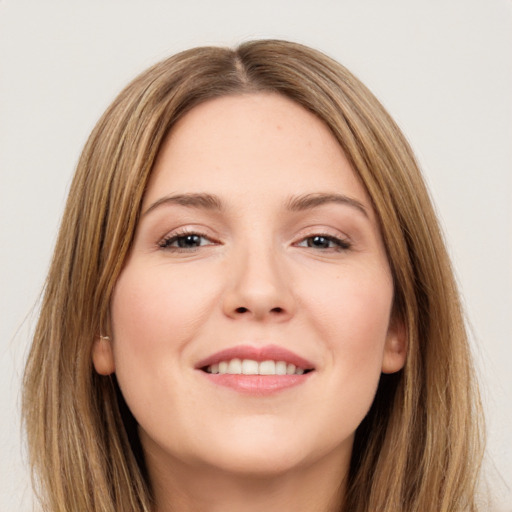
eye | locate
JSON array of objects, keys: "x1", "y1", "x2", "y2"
[
  {"x1": 158, "y1": 232, "x2": 215, "y2": 251},
  {"x1": 296, "y1": 234, "x2": 351, "y2": 251}
]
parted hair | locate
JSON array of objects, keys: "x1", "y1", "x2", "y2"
[{"x1": 23, "y1": 40, "x2": 484, "y2": 511}]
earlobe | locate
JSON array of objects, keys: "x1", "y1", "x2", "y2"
[
  {"x1": 382, "y1": 318, "x2": 407, "y2": 374},
  {"x1": 92, "y1": 335, "x2": 115, "y2": 375}
]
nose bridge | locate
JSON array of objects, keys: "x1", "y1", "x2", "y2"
[{"x1": 223, "y1": 232, "x2": 295, "y2": 321}]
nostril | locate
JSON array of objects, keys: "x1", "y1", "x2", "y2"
[{"x1": 233, "y1": 306, "x2": 286, "y2": 315}]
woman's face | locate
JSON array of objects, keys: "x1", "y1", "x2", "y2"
[{"x1": 94, "y1": 93, "x2": 405, "y2": 479}]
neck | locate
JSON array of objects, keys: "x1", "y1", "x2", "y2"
[{"x1": 145, "y1": 445, "x2": 349, "y2": 512}]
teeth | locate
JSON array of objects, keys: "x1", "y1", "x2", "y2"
[
  {"x1": 206, "y1": 359, "x2": 308, "y2": 376},
  {"x1": 259, "y1": 360, "x2": 275, "y2": 375},
  {"x1": 275, "y1": 361, "x2": 287, "y2": 375},
  {"x1": 242, "y1": 359, "x2": 259, "y2": 375},
  {"x1": 227, "y1": 358, "x2": 242, "y2": 374}
]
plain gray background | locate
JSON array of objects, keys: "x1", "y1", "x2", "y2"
[{"x1": 1, "y1": 0, "x2": 511, "y2": 510}]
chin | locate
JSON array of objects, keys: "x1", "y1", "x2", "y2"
[
  {"x1": 187, "y1": 423, "x2": 345, "y2": 478},
  {"x1": 200, "y1": 447, "x2": 308, "y2": 478}
]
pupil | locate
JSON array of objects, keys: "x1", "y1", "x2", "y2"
[
  {"x1": 310, "y1": 236, "x2": 329, "y2": 248},
  {"x1": 178, "y1": 235, "x2": 200, "y2": 248}
]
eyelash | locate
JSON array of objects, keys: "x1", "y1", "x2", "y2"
[
  {"x1": 158, "y1": 231, "x2": 351, "y2": 252},
  {"x1": 295, "y1": 234, "x2": 351, "y2": 251},
  {"x1": 158, "y1": 230, "x2": 215, "y2": 251}
]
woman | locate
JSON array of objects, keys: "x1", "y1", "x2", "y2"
[{"x1": 23, "y1": 40, "x2": 484, "y2": 511}]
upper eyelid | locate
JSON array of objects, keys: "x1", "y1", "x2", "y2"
[
  {"x1": 161, "y1": 230, "x2": 214, "y2": 241},
  {"x1": 158, "y1": 225, "x2": 216, "y2": 239},
  {"x1": 159, "y1": 228, "x2": 349, "y2": 240},
  {"x1": 157, "y1": 232, "x2": 351, "y2": 253},
  {"x1": 158, "y1": 235, "x2": 217, "y2": 254},
  {"x1": 297, "y1": 233, "x2": 348, "y2": 242},
  {"x1": 292, "y1": 225, "x2": 351, "y2": 241},
  {"x1": 153, "y1": 223, "x2": 353, "y2": 246},
  {"x1": 294, "y1": 233, "x2": 351, "y2": 248}
]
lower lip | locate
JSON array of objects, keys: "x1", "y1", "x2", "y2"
[{"x1": 201, "y1": 372, "x2": 312, "y2": 395}]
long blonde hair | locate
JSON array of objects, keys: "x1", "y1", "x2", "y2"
[{"x1": 23, "y1": 40, "x2": 484, "y2": 511}]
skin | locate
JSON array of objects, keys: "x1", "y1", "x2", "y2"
[{"x1": 93, "y1": 93, "x2": 406, "y2": 512}]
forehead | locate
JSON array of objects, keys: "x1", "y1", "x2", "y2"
[{"x1": 144, "y1": 93, "x2": 371, "y2": 211}]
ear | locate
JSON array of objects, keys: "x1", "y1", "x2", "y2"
[
  {"x1": 92, "y1": 336, "x2": 115, "y2": 375},
  {"x1": 381, "y1": 316, "x2": 407, "y2": 374}
]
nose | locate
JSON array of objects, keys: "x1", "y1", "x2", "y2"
[{"x1": 222, "y1": 245, "x2": 296, "y2": 322}]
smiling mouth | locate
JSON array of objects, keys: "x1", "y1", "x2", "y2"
[
  {"x1": 196, "y1": 344, "x2": 315, "y2": 394},
  {"x1": 202, "y1": 358, "x2": 313, "y2": 376}
]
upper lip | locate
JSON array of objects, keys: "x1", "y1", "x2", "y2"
[{"x1": 195, "y1": 344, "x2": 315, "y2": 371}]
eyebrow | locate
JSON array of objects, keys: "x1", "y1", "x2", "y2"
[
  {"x1": 142, "y1": 193, "x2": 224, "y2": 216},
  {"x1": 285, "y1": 193, "x2": 368, "y2": 217},
  {"x1": 142, "y1": 192, "x2": 368, "y2": 217}
]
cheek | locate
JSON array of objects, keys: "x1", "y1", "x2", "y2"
[
  {"x1": 321, "y1": 271, "x2": 393, "y2": 425},
  {"x1": 109, "y1": 262, "x2": 216, "y2": 406},
  {"x1": 111, "y1": 262, "x2": 212, "y2": 352},
  {"x1": 302, "y1": 263, "x2": 394, "y2": 378},
  {"x1": 274, "y1": 263, "x2": 395, "y2": 457}
]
